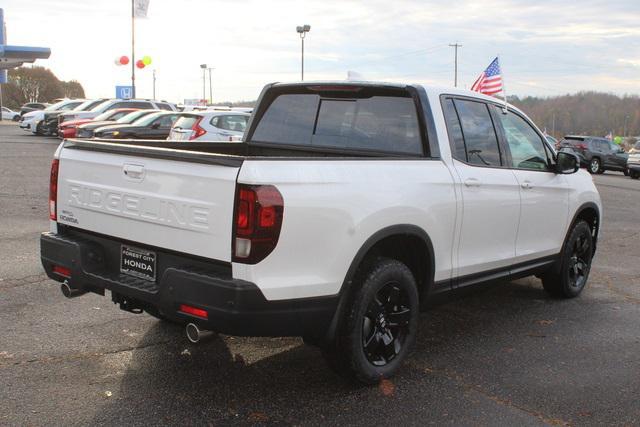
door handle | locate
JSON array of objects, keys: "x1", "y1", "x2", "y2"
[
  {"x1": 464, "y1": 178, "x2": 481, "y2": 187},
  {"x1": 521, "y1": 180, "x2": 533, "y2": 189}
]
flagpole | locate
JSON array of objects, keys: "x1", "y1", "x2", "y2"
[
  {"x1": 499, "y1": 54, "x2": 507, "y2": 112},
  {"x1": 131, "y1": 0, "x2": 136, "y2": 99}
]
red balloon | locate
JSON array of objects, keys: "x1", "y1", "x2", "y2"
[
  {"x1": 136, "y1": 59, "x2": 145, "y2": 69},
  {"x1": 119, "y1": 56, "x2": 129, "y2": 65}
]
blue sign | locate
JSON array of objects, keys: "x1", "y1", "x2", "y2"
[{"x1": 115, "y1": 85, "x2": 133, "y2": 99}]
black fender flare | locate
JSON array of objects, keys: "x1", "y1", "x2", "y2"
[
  {"x1": 323, "y1": 224, "x2": 435, "y2": 342},
  {"x1": 564, "y1": 202, "x2": 601, "y2": 255}
]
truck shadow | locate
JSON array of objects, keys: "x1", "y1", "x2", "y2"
[{"x1": 90, "y1": 277, "x2": 578, "y2": 425}]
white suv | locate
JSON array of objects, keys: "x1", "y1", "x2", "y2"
[{"x1": 168, "y1": 111, "x2": 250, "y2": 142}]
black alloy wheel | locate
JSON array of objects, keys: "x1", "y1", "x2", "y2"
[
  {"x1": 542, "y1": 220, "x2": 593, "y2": 298},
  {"x1": 362, "y1": 282, "x2": 411, "y2": 366},
  {"x1": 566, "y1": 231, "x2": 591, "y2": 292},
  {"x1": 321, "y1": 257, "x2": 419, "y2": 384}
]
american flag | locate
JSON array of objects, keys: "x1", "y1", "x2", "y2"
[{"x1": 471, "y1": 57, "x2": 503, "y2": 96}]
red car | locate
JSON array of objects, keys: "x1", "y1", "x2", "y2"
[{"x1": 58, "y1": 108, "x2": 139, "y2": 138}]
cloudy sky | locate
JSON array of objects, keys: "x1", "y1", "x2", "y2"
[{"x1": 3, "y1": 0, "x2": 639, "y2": 102}]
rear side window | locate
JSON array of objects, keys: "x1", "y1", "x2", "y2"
[
  {"x1": 156, "y1": 102, "x2": 173, "y2": 111},
  {"x1": 452, "y1": 99, "x2": 502, "y2": 166},
  {"x1": 442, "y1": 98, "x2": 466, "y2": 161},
  {"x1": 214, "y1": 115, "x2": 248, "y2": 132},
  {"x1": 252, "y1": 93, "x2": 423, "y2": 155}
]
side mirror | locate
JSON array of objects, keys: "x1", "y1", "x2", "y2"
[
  {"x1": 555, "y1": 151, "x2": 580, "y2": 174},
  {"x1": 151, "y1": 122, "x2": 160, "y2": 129}
]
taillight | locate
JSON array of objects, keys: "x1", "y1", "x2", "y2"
[
  {"x1": 189, "y1": 118, "x2": 206, "y2": 140},
  {"x1": 233, "y1": 184, "x2": 284, "y2": 264},
  {"x1": 49, "y1": 159, "x2": 59, "y2": 220}
]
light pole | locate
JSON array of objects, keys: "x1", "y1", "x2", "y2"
[
  {"x1": 296, "y1": 25, "x2": 311, "y2": 81},
  {"x1": 448, "y1": 42, "x2": 462, "y2": 87},
  {"x1": 207, "y1": 67, "x2": 214, "y2": 105},
  {"x1": 200, "y1": 64, "x2": 207, "y2": 104}
]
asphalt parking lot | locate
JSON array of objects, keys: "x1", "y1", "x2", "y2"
[{"x1": 1, "y1": 123, "x2": 639, "y2": 426}]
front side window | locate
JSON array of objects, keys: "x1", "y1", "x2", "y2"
[
  {"x1": 493, "y1": 107, "x2": 550, "y2": 171},
  {"x1": 153, "y1": 114, "x2": 178, "y2": 127},
  {"x1": 453, "y1": 99, "x2": 502, "y2": 166}
]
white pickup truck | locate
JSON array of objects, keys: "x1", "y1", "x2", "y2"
[{"x1": 41, "y1": 82, "x2": 601, "y2": 383}]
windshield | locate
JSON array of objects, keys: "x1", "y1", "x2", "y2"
[
  {"x1": 89, "y1": 100, "x2": 113, "y2": 112},
  {"x1": 44, "y1": 100, "x2": 70, "y2": 111},
  {"x1": 117, "y1": 110, "x2": 158, "y2": 124},
  {"x1": 71, "y1": 100, "x2": 95, "y2": 111},
  {"x1": 131, "y1": 112, "x2": 165, "y2": 126},
  {"x1": 94, "y1": 109, "x2": 128, "y2": 121}
]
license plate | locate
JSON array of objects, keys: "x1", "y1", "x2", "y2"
[{"x1": 120, "y1": 245, "x2": 156, "y2": 281}]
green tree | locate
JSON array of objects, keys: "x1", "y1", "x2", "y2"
[{"x1": 2, "y1": 66, "x2": 86, "y2": 109}]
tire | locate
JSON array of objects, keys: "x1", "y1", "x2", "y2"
[
  {"x1": 541, "y1": 220, "x2": 593, "y2": 298},
  {"x1": 12, "y1": 115, "x2": 20, "y2": 122},
  {"x1": 322, "y1": 257, "x2": 419, "y2": 384},
  {"x1": 623, "y1": 169, "x2": 629, "y2": 176},
  {"x1": 630, "y1": 171, "x2": 640, "y2": 180},
  {"x1": 588, "y1": 158, "x2": 601, "y2": 174},
  {"x1": 34, "y1": 121, "x2": 44, "y2": 136}
]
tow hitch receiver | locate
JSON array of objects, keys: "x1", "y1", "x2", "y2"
[{"x1": 112, "y1": 293, "x2": 144, "y2": 314}]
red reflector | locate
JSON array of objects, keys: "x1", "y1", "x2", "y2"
[
  {"x1": 179, "y1": 304, "x2": 208, "y2": 319},
  {"x1": 53, "y1": 265, "x2": 71, "y2": 278}
]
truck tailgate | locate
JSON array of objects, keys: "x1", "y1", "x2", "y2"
[{"x1": 56, "y1": 142, "x2": 241, "y2": 262}]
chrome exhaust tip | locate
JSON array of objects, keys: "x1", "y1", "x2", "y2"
[
  {"x1": 185, "y1": 323, "x2": 214, "y2": 344},
  {"x1": 60, "y1": 281, "x2": 86, "y2": 298}
]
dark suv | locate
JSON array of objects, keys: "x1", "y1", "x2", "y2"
[{"x1": 558, "y1": 135, "x2": 628, "y2": 174}]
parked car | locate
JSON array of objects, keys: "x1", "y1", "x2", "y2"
[
  {"x1": 58, "y1": 108, "x2": 140, "y2": 139},
  {"x1": 94, "y1": 111, "x2": 181, "y2": 139},
  {"x1": 58, "y1": 99, "x2": 176, "y2": 124},
  {"x1": 19, "y1": 99, "x2": 84, "y2": 135},
  {"x1": 20, "y1": 102, "x2": 49, "y2": 116},
  {"x1": 168, "y1": 111, "x2": 250, "y2": 141},
  {"x1": 558, "y1": 135, "x2": 628, "y2": 174},
  {"x1": 1, "y1": 107, "x2": 20, "y2": 121},
  {"x1": 75, "y1": 109, "x2": 160, "y2": 139},
  {"x1": 41, "y1": 99, "x2": 109, "y2": 136},
  {"x1": 42, "y1": 81, "x2": 601, "y2": 384},
  {"x1": 627, "y1": 141, "x2": 640, "y2": 179}
]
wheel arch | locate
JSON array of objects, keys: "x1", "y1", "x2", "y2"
[
  {"x1": 323, "y1": 224, "x2": 435, "y2": 342},
  {"x1": 567, "y1": 202, "x2": 600, "y2": 255}
]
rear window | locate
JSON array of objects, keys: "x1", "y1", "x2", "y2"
[
  {"x1": 251, "y1": 92, "x2": 423, "y2": 155},
  {"x1": 173, "y1": 115, "x2": 200, "y2": 129}
]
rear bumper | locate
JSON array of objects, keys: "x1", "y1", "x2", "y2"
[{"x1": 40, "y1": 229, "x2": 337, "y2": 337}]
